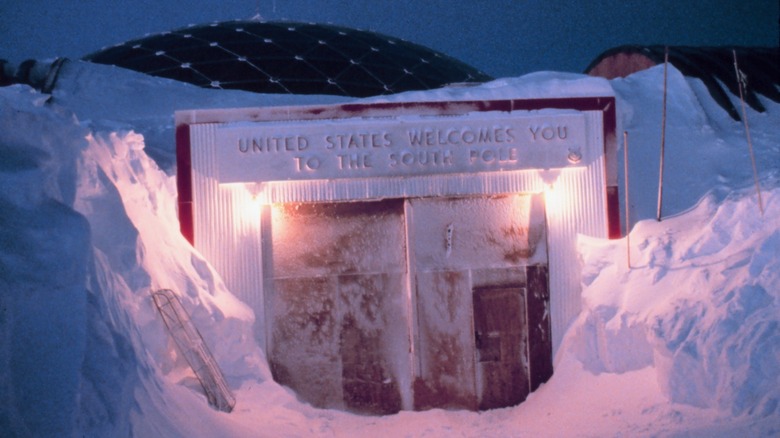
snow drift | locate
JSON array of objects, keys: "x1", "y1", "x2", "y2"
[
  {"x1": 0, "y1": 60, "x2": 778, "y2": 436},
  {"x1": 571, "y1": 188, "x2": 779, "y2": 415}
]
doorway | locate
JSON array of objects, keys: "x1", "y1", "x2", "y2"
[
  {"x1": 263, "y1": 199, "x2": 408, "y2": 413},
  {"x1": 473, "y1": 286, "x2": 529, "y2": 410},
  {"x1": 263, "y1": 193, "x2": 550, "y2": 413},
  {"x1": 408, "y1": 194, "x2": 548, "y2": 410}
]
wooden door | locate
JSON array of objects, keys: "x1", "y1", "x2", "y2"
[{"x1": 473, "y1": 286, "x2": 530, "y2": 410}]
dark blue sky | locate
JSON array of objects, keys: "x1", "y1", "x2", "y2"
[{"x1": 2, "y1": 0, "x2": 777, "y2": 78}]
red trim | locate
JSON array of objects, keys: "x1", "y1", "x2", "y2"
[
  {"x1": 606, "y1": 186, "x2": 621, "y2": 239},
  {"x1": 175, "y1": 123, "x2": 195, "y2": 245},
  {"x1": 175, "y1": 96, "x2": 621, "y2": 242}
]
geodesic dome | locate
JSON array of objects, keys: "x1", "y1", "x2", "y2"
[{"x1": 84, "y1": 20, "x2": 492, "y2": 97}]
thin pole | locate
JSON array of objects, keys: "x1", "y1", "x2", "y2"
[
  {"x1": 656, "y1": 46, "x2": 668, "y2": 222},
  {"x1": 732, "y1": 49, "x2": 764, "y2": 215},
  {"x1": 624, "y1": 131, "x2": 631, "y2": 269}
]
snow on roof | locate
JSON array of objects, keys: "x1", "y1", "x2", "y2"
[{"x1": 586, "y1": 46, "x2": 780, "y2": 120}]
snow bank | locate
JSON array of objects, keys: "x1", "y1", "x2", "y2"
[
  {"x1": 0, "y1": 60, "x2": 778, "y2": 436},
  {"x1": 0, "y1": 84, "x2": 268, "y2": 436},
  {"x1": 0, "y1": 86, "x2": 90, "y2": 437},
  {"x1": 571, "y1": 187, "x2": 779, "y2": 416},
  {"x1": 611, "y1": 65, "x2": 779, "y2": 223},
  {"x1": 561, "y1": 64, "x2": 780, "y2": 434},
  {"x1": 75, "y1": 127, "x2": 270, "y2": 436},
  {"x1": 50, "y1": 60, "x2": 349, "y2": 172}
]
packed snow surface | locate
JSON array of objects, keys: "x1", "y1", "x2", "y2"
[{"x1": 0, "y1": 60, "x2": 778, "y2": 436}]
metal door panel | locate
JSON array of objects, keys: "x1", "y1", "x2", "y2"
[
  {"x1": 265, "y1": 199, "x2": 408, "y2": 413},
  {"x1": 473, "y1": 286, "x2": 530, "y2": 410},
  {"x1": 409, "y1": 194, "x2": 543, "y2": 411}
]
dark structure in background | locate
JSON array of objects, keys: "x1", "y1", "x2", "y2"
[
  {"x1": 0, "y1": 57, "x2": 67, "y2": 93},
  {"x1": 586, "y1": 46, "x2": 780, "y2": 120},
  {"x1": 83, "y1": 20, "x2": 492, "y2": 97},
  {"x1": 0, "y1": 60, "x2": 11, "y2": 86}
]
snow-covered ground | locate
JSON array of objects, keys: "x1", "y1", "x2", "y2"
[{"x1": 0, "y1": 60, "x2": 778, "y2": 437}]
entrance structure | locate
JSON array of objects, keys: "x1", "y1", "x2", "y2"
[{"x1": 175, "y1": 97, "x2": 618, "y2": 413}]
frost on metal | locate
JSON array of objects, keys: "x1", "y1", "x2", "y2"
[{"x1": 176, "y1": 96, "x2": 615, "y2": 414}]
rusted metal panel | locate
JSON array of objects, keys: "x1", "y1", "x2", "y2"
[
  {"x1": 265, "y1": 199, "x2": 409, "y2": 413},
  {"x1": 269, "y1": 200, "x2": 407, "y2": 276},
  {"x1": 269, "y1": 276, "x2": 343, "y2": 408},
  {"x1": 339, "y1": 273, "x2": 406, "y2": 414},
  {"x1": 413, "y1": 270, "x2": 478, "y2": 410}
]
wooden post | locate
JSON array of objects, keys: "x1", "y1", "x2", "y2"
[
  {"x1": 656, "y1": 46, "x2": 668, "y2": 222},
  {"x1": 624, "y1": 131, "x2": 631, "y2": 269},
  {"x1": 732, "y1": 49, "x2": 764, "y2": 216}
]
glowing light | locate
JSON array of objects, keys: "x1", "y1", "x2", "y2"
[
  {"x1": 544, "y1": 183, "x2": 564, "y2": 213},
  {"x1": 242, "y1": 195, "x2": 263, "y2": 222},
  {"x1": 269, "y1": 203, "x2": 289, "y2": 239},
  {"x1": 237, "y1": 185, "x2": 267, "y2": 228}
]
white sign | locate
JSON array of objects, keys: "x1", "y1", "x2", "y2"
[{"x1": 215, "y1": 112, "x2": 588, "y2": 183}]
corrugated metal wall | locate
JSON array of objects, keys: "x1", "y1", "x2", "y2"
[
  {"x1": 187, "y1": 110, "x2": 607, "y2": 353},
  {"x1": 190, "y1": 123, "x2": 266, "y2": 342}
]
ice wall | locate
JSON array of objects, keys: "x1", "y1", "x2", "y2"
[
  {"x1": 0, "y1": 84, "x2": 268, "y2": 436},
  {"x1": 0, "y1": 86, "x2": 90, "y2": 436}
]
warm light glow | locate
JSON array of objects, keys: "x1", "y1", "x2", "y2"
[
  {"x1": 269, "y1": 203, "x2": 294, "y2": 239},
  {"x1": 544, "y1": 183, "x2": 564, "y2": 213},
  {"x1": 242, "y1": 195, "x2": 263, "y2": 221},
  {"x1": 238, "y1": 185, "x2": 266, "y2": 227}
]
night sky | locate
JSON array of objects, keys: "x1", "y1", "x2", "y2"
[{"x1": 2, "y1": 0, "x2": 778, "y2": 78}]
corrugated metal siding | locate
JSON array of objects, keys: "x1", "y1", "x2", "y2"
[
  {"x1": 188, "y1": 110, "x2": 607, "y2": 354},
  {"x1": 191, "y1": 124, "x2": 265, "y2": 342},
  {"x1": 542, "y1": 111, "x2": 608, "y2": 351}
]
